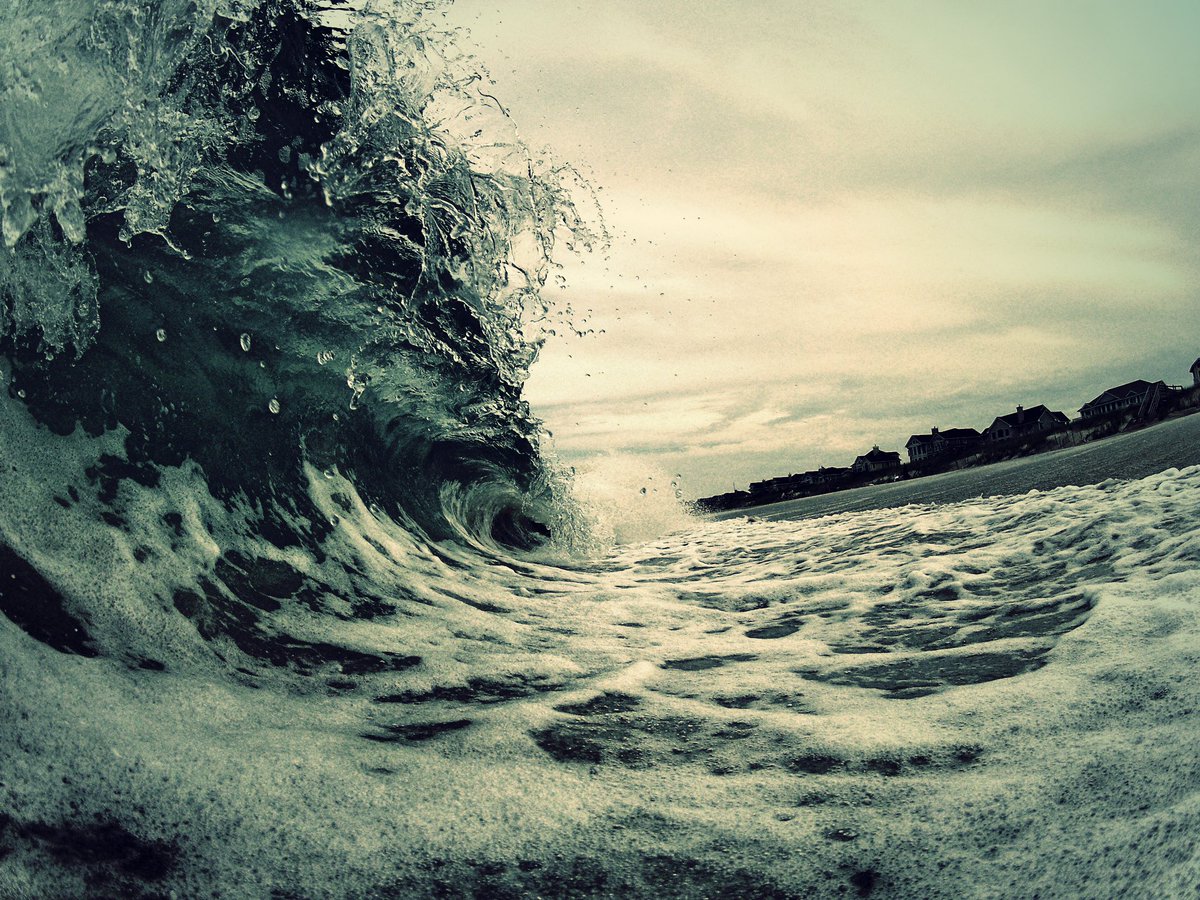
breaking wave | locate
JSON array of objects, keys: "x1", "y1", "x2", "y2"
[
  {"x1": 1, "y1": 0, "x2": 601, "y2": 555},
  {"x1": 3, "y1": 3, "x2": 1199, "y2": 898}
]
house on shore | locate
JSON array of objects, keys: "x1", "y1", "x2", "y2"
[
  {"x1": 815, "y1": 465, "x2": 853, "y2": 485},
  {"x1": 1079, "y1": 380, "x2": 1168, "y2": 421},
  {"x1": 694, "y1": 489, "x2": 750, "y2": 512},
  {"x1": 852, "y1": 446, "x2": 902, "y2": 474},
  {"x1": 748, "y1": 475, "x2": 791, "y2": 495},
  {"x1": 905, "y1": 427, "x2": 982, "y2": 464},
  {"x1": 1191, "y1": 358, "x2": 1200, "y2": 387},
  {"x1": 984, "y1": 405, "x2": 1069, "y2": 443}
]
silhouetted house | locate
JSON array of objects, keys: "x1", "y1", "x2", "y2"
[
  {"x1": 905, "y1": 427, "x2": 982, "y2": 464},
  {"x1": 984, "y1": 405, "x2": 1069, "y2": 443},
  {"x1": 1191, "y1": 358, "x2": 1200, "y2": 387},
  {"x1": 748, "y1": 472, "x2": 821, "y2": 500},
  {"x1": 748, "y1": 475, "x2": 791, "y2": 496},
  {"x1": 1079, "y1": 380, "x2": 1167, "y2": 421},
  {"x1": 852, "y1": 446, "x2": 902, "y2": 474},
  {"x1": 815, "y1": 466, "x2": 852, "y2": 485},
  {"x1": 696, "y1": 489, "x2": 750, "y2": 511}
]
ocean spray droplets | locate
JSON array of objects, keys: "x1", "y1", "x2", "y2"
[
  {"x1": 0, "y1": 0, "x2": 599, "y2": 370},
  {"x1": 0, "y1": 0, "x2": 597, "y2": 553}
]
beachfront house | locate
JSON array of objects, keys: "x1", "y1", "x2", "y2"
[
  {"x1": 815, "y1": 465, "x2": 853, "y2": 485},
  {"x1": 1079, "y1": 380, "x2": 1168, "y2": 421},
  {"x1": 851, "y1": 446, "x2": 902, "y2": 474},
  {"x1": 984, "y1": 405, "x2": 1069, "y2": 443},
  {"x1": 905, "y1": 427, "x2": 982, "y2": 464},
  {"x1": 748, "y1": 475, "x2": 795, "y2": 498},
  {"x1": 1191, "y1": 358, "x2": 1200, "y2": 387}
]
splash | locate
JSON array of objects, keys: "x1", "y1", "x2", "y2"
[
  {"x1": 4, "y1": 4, "x2": 1197, "y2": 898},
  {"x1": 0, "y1": 0, "x2": 604, "y2": 552}
]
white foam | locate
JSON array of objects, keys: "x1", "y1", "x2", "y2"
[
  {"x1": 2, "y1": 398, "x2": 1199, "y2": 895},
  {"x1": 563, "y1": 454, "x2": 697, "y2": 547}
]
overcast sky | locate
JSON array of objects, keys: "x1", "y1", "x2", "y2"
[{"x1": 446, "y1": 0, "x2": 1200, "y2": 498}]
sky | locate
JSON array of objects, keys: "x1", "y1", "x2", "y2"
[{"x1": 445, "y1": 0, "x2": 1200, "y2": 498}]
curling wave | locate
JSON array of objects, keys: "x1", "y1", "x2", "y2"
[
  {"x1": 0, "y1": 0, "x2": 605, "y2": 681},
  {"x1": 1, "y1": 0, "x2": 594, "y2": 542},
  {"x1": 4, "y1": 4, "x2": 1200, "y2": 899}
]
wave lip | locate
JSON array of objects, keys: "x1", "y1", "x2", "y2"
[{"x1": 1, "y1": 0, "x2": 597, "y2": 550}]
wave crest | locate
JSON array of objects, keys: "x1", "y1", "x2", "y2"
[{"x1": 0, "y1": 0, "x2": 599, "y2": 550}]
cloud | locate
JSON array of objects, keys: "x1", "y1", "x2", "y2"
[{"x1": 451, "y1": 1, "x2": 1200, "y2": 496}]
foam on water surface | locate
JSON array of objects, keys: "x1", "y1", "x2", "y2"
[
  {"x1": 2, "y1": 373, "x2": 1198, "y2": 896},
  {"x1": 1, "y1": 1, "x2": 1198, "y2": 895}
]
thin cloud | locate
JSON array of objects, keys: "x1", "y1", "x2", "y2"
[{"x1": 452, "y1": 1, "x2": 1200, "y2": 496}]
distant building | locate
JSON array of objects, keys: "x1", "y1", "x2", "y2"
[
  {"x1": 694, "y1": 489, "x2": 750, "y2": 512},
  {"x1": 815, "y1": 465, "x2": 852, "y2": 485},
  {"x1": 1191, "y1": 358, "x2": 1200, "y2": 387},
  {"x1": 852, "y1": 446, "x2": 902, "y2": 474},
  {"x1": 748, "y1": 474, "x2": 803, "y2": 498},
  {"x1": 1079, "y1": 380, "x2": 1167, "y2": 421},
  {"x1": 984, "y1": 405, "x2": 1069, "y2": 443},
  {"x1": 905, "y1": 427, "x2": 982, "y2": 464},
  {"x1": 748, "y1": 476, "x2": 786, "y2": 494}
]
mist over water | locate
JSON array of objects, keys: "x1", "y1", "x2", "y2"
[{"x1": 1, "y1": 3, "x2": 1198, "y2": 898}]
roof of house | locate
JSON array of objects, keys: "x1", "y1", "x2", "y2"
[
  {"x1": 1191, "y1": 358, "x2": 1200, "y2": 371},
  {"x1": 1081, "y1": 379, "x2": 1161, "y2": 409},
  {"x1": 991, "y1": 405, "x2": 1068, "y2": 428},
  {"x1": 906, "y1": 427, "x2": 981, "y2": 448},
  {"x1": 856, "y1": 448, "x2": 901, "y2": 463}
]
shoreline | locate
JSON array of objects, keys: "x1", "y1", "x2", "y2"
[
  {"x1": 705, "y1": 407, "x2": 1200, "y2": 522},
  {"x1": 697, "y1": 391, "x2": 1200, "y2": 515}
]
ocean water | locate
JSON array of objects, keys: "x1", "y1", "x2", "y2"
[{"x1": 2, "y1": 3, "x2": 1199, "y2": 899}]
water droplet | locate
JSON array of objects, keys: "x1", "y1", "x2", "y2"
[
  {"x1": 143, "y1": 271, "x2": 154, "y2": 284},
  {"x1": 16, "y1": 389, "x2": 26, "y2": 399},
  {"x1": 639, "y1": 487, "x2": 648, "y2": 495},
  {"x1": 268, "y1": 398, "x2": 280, "y2": 414},
  {"x1": 239, "y1": 333, "x2": 252, "y2": 352},
  {"x1": 155, "y1": 328, "x2": 166, "y2": 342}
]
